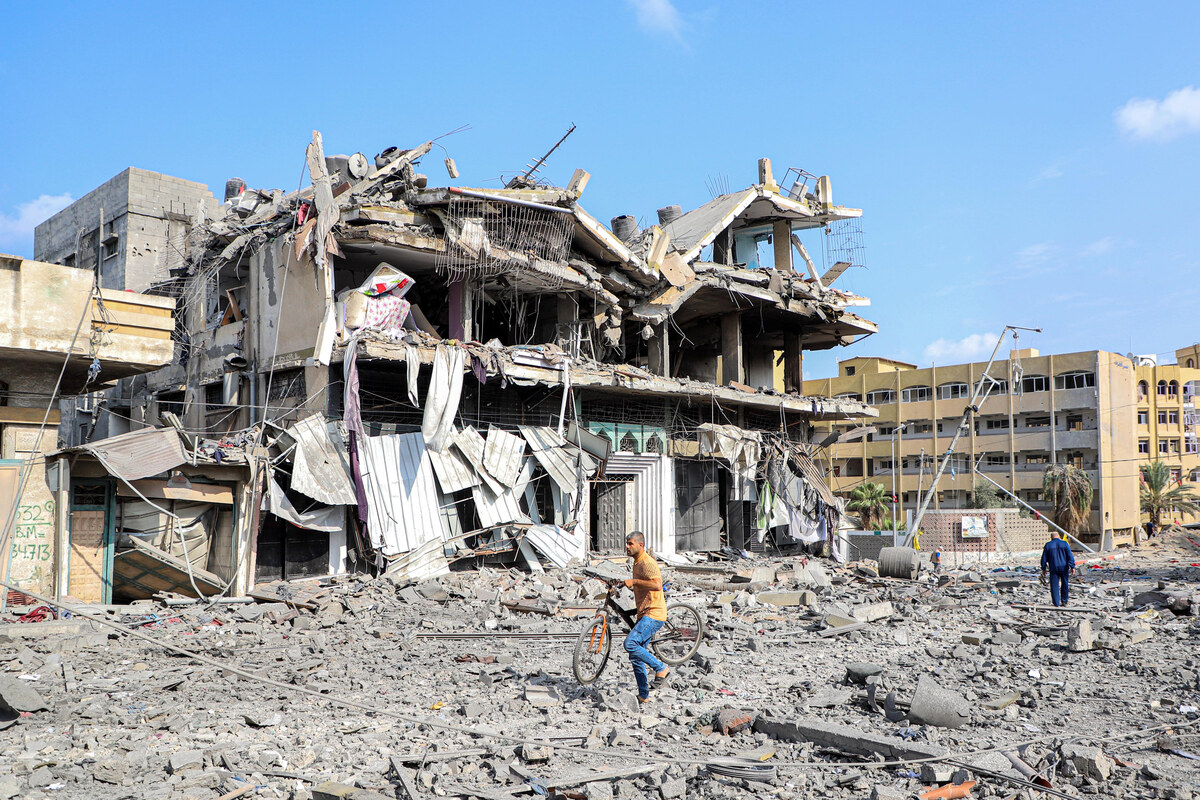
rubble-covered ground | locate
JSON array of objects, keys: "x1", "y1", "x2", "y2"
[{"x1": 3, "y1": 533, "x2": 1200, "y2": 800}]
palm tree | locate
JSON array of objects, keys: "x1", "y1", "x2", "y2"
[
  {"x1": 847, "y1": 482, "x2": 889, "y2": 531},
  {"x1": 1140, "y1": 460, "x2": 1200, "y2": 529},
  {"x1": 1042, "y1": 464, "x2": 1093, "y2": 536}
]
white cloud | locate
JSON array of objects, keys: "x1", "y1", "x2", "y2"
[
  {"x1": 629, "y1": 0, "x2": 684, "y2": 39},
  {"x1": 1115, "y1": 86, "x2": 1200, "y2": 141},
  {"x1": 923, "y1": 332, "x2": 1000, "y2": 365},
  {"x1": 1079, "y1": 236, "x2": 1115, "y2": 258},
  {"x1": 0, "y1": 193, "x2": 73, "y2": 255}
]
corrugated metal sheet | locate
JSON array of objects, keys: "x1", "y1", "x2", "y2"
[
  {"x1": 525, "y1": 523, "x2": 586, "y2": 568},
  {"x1": 385, "y1": 537, "x2": 450, "y2": 581},
  {"x1": 521, "y1": 427, "x2": 580, "y2": 496},
  {"x1": 604, "y1": 453, "x2": 676, "y2": 557},
  {"x1": 453, "y1": 426, "x2": 503, "y2": 494},
  {"x1": 427, "y1": 443, "x2": 480, "y2": 494},
  {"x1": 85, "y1": 427, "x2": 187, "y2": 481},
  {"x1": 483, "y1": 425, "x2": 525, "y2": 487},
  {"x1": 288, "y1": 414, "x2": 357, "y2": 506},
  {"x1": 472, "y1": 458, "x2": 534, "y2": 528},
  {"x1": 358, "y1": 432, "x2": 448, "y2": 556},
  {"x1": 519, "y1": 425, "x2": 566, "y2": 452}
]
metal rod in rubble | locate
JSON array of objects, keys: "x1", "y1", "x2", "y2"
[
  {"x1": 972, "y1": 469, "x2": 1094, "y2": 553},
  {"x1": 903, "y1": 325, "x2": 1041, "y2": 546}
]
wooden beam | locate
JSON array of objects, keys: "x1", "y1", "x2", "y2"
[{"x1": 115, "y1": 480, "x2": 235, "y2": 505}]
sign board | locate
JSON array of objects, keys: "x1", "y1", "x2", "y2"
[{"x1": 961, "y1": 515, "x2": 988, "y2": 539}]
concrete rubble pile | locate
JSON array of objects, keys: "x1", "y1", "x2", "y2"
[{"x1": 2, "y1": 533, "x2": 1200, "y2": 799}]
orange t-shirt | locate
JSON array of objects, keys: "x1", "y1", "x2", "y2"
[{"x1": 632, "y1": 552, "x2": 667, "y2": 621}]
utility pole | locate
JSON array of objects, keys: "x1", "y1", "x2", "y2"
[
  {"x1": 890, "y1": 423, "x2": 907, "y2": 545},
  {"x1": 904, "y1": 325, "x2": 1042, "y2": 546}
]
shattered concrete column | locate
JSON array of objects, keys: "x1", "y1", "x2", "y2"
[
  {"x1": 647, "y1": 323, "x2": 670, "y2": 378},
  {"x1": 784, "y1": 331, "x2": 803, "y2": 394},
  {"x1": 721, "y1": 312, "x2": 743, "y2": 386},
  {"x1": 555, "y1": 294, "x2": 578, "y2": 355},
  {"x1": 772, "y1": 220, "x2": 792, "y2": 272}
]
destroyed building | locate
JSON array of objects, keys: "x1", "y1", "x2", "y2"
[{"x1": 31, "y1": 134, "x2": 878, "y2": 602}]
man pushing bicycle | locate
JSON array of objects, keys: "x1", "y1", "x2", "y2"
[{"x1": 617, "y1": 531, "x2": 670, "y2": 703}]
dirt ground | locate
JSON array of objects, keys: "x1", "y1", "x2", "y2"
[{"x1": 2, "y1": 533, "x2": 1200, "y2": 799}]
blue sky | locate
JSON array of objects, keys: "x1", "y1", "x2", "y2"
[{"x1": 2, "y1": 2, "x2": 1197, "y2": 378}]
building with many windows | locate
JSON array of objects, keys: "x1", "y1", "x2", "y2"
[
  {"x1": 1133, "y1": 346, "x2": 1200, "y2": 523},
  {"x1": 803, "y1": 348, "x2": 1142, "y2": 546}
]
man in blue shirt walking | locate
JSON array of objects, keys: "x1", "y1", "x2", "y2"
[{"x1": 1040, "y1": 530, "x2": 1076, "y2": 607}]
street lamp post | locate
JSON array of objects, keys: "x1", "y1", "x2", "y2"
[{"x1": 891, "y1": 423, "x2": 908, "y2": 546}]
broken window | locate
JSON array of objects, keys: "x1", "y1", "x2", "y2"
[
  {"x1": 900, "y1": 385, "x2": 932, "y2": 403},
  {"x1": 1054, "y1": 371, "x2": 1095, "y2": 390},
  {"x1": 938, "y1": 382, "x2": 969, "y2": 400},
  {"x1": 844, "y1": 366, "x2": 856, "y2": 376},
  {"x1": 1020, "y1": 375, "x2": 1048, "y2": 393},
  {"x1": 986, "y1": 454, "x2": 1010, "y2": 466},
  {"x1": 1138, "y1": 411, "x2": 1149, "y2": 425},
  {"x1": 1025, "y1": 416, "x2": 1050, "y2": 428},
  {"x1": 1139, "y1": 440, "x2": 1150, "y2": 454},
  {"x1": 1025, "y1": 453, "x2": 1050, "y2": 464},
  {"x1": 1138, "y1": 381, "x2": 1149, "y2": 400},
  {"x1": 1066, "y1": 415, "x2": 1084, "y2": 431},
  {"x1": 1169, "y1": 438, "x2": 1181, "y2": 454},
  {"x1": 1188, "y1": 437, "x2": 1198, "y2": 454},
  {"x1": 1169, "y1": 380, "x2": 1180, "y2": 397},
  {"x1": 1158, "y1": 380, "x2": 1169, "y2": 396},
  {"x1": 984, "y1": 418, "x2": 1010, "y2": 430},
  {"x1": 835, "y1": 392, "x2": 863, "y2": 402},
  {"x1": 865, "y1": 389, "x2": 895, "y2": 405},
  {"x1": 1170, "y1": 410, "x2": 1180, "y2": 425}
]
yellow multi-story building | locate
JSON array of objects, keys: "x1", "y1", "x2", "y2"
[
  {"x1": 1133, "y1": 346, "x2": 1200, "y2": 524},
  {"x1": 803, "y1": 348, "x2": 1142, "y2": 546}
]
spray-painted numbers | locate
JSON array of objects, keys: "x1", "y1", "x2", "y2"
[{"x1": 10, "y1": 542, "x2": 50, "y2": 561}]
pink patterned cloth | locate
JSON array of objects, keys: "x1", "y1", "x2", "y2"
[{"x1": 363, "y1": 293, "x2": 411, "y2": 331}]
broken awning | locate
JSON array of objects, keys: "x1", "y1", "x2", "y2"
[
  {"x1": 84, "y1": 427, "x2": 188, "y2": 481},
  {"x1": 286, "y1": 414, "x2": 357, "y2": 506},
  {"x1": 358, "y1": 432, "x2": 448, "y2": 556},
  {"x1": 267, "y1": 478, "x2": 345, "y2": 533}
]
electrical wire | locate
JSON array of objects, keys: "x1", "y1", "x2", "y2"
[{"x1": 0, "y1": 280, "x2": 99, "y2": 611}]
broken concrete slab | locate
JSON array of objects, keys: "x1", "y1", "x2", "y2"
[
  {"x1": 1067, "y1": 618, "x2": 1095, "y2": 652},
  {"x1": 906, "y1": 676, "x2": 970, "y2": 729},
  {"x1": 0, "y1": 676, "x2": 48, "y2": 714},
  {"x1": 753, "y1": 715, "x2": 946, "y2": 760},
  {"x1": 852, "y1": 601, "x2": 894, "y2": 623}
]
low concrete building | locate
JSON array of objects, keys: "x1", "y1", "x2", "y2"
[{"x1": 0, "y1": 254, "x2": 175, "y2": 598}]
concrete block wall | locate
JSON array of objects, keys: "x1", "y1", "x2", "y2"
[
  {"x1": 34, "y1": 168, "x2": 216, "y2": 292},
  {"x1": 919, "y1": 508, "x2": 1053, "y2": 566}
]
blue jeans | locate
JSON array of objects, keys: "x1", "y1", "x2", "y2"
[
  {"x1": 1049, "y1": 570, "x2": 1070, "y2": 606},
  {"x1": 624, "y1": 616, "x2": 666, "y2": 699}
]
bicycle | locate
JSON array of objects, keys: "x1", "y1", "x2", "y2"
[{"x1": 572, "y1": 568, "x2": 705, "y2": 685}]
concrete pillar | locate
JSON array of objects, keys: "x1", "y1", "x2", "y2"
[
  {"x1": 647, "y1": 323, "x2": 670, "y2": 378},
  {"x1": 772, "y1": 220, "x2": 792, "y2": 272},
  {"x1": 784, "y1": 332, "x2": 803, "y2": 394},
  {"x1": 721, "y1": 313, "x2": 743, "y2": 386},
  {"x1": 556, "y1": 294, "x2": 578, "y2": 354}
]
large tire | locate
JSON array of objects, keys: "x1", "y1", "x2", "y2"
[
  {"x1": 651, "y1": 603, "x2": 705, "y2": 666},
  {"x1": 573, "y1": 617, "x2": 612, "y2": 685},
  {"x1": 878, "y1": 546, "x2": 921, "y2": 580}
]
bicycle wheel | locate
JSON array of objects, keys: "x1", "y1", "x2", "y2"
[
  {"x1": 573, "y1": 616, "x2": 612, "y2": 685},
  {"x1": 651, "y1": 603, "x2": 705, "y2": 666}
]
